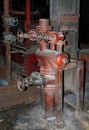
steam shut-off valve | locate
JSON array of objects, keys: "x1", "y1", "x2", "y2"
[{"x1": 17, "y1": 19, "x2": 70, "y2": 126}]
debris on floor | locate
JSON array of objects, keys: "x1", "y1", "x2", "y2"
[{"x1": 0, "y1": 99, "x2": 88, "y2": 130}]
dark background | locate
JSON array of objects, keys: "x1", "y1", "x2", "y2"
[{"x1": 79, "y1": 0, "x2": 89, "y2": 43}]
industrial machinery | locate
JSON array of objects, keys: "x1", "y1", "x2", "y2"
[
  {"x1": 17, "y1": 19, "x2": 84, "y2": 125},
  {"x1": 0, "y1": 0, "x2": 40, "y2": 81}
]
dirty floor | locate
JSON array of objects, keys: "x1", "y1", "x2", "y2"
[{"x1": 0, "y1": 93, "x2": 89, "y2": 130}]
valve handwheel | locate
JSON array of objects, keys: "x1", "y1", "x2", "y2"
[
  {"x1": 17, "y1": 30, "x2": 24, "y2": 43},
  {"x1": 12, "y1": 17, "x2": 18, "y2": 26},
  {"x1": 17, "y1": 76, "x2": 27, "y2": 91}
]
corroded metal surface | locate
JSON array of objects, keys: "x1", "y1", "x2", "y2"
[
  {"x1": 16, "y1": 18, "x2": 85, "y2": 125},
  {"x1": 79, "y1": 49, "x2": 89, "y2": 83},
  {"x1": 25, "y1": 0, "x2": 31, "y2": 32},
  {"x1": 3, "y1": 0, "x2": 11, "y2": 83}
]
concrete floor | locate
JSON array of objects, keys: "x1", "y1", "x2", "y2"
[{"x1": 0, "y1": 94, "x2": 89, "y2": 130}]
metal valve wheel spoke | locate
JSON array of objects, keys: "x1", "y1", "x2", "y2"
[
  {"x1": 13, "y1": 17, "x2": 18, "y2": 26},
  {"x1": 17, "y1": 30, "x2": 24, "y2": 43},
  {"x1": 17, "y1": 76, "x2": 27, "y2": 91}
]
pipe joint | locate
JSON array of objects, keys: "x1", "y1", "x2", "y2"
[{"x1": 3, "y1": 31, "x2": 16, "y2": 43}]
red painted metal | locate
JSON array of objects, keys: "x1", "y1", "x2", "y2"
[
  {"x1": 36, "y1": 19, "x2": 84, "y2": 123},
  {"x1": 17, "y1": 19, "x2": 69, "y2": 123},
  {"x1": 11, "y1": 53, "x2": 39, "y2": 76},
  {"x1": 35, "y1": 19, "x2": 69, "y2": 124},
  {"x1": 23, "y1": 54, "x2": 39, "y2": 76},
  {"x1": 10, "y1": 0, "x2": 31, "y2": 32},
  {"x1": 36, "y1": 49, "x2": 69, "y2": 70},
  {"x1": 17, "y1": 18, "x2": 85, "y2": 124},
  {"x1": 25, "y1": 0, "x2": 30, "y2": 32},
  {"x1": 44, "y1": 85, "x2": 56, "y2": 119},
  {"x1": 10, "y1": 0, "x2": 39, "y2": 76},
  {"x1": 56, "y1": 53, "x2": 69, "y2": 68}
]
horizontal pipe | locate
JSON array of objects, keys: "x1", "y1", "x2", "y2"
[
  {"x1": 12, "y1": 43, "x2": 27, "y2": 50},
  {"x1": 10, "y1": 9, "x2": 25, "y2": 16}
]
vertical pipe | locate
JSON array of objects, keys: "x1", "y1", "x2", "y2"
[
  {"x1": 25, "y1": 0, "x2": 30, "y2": 32},
  {"x1": 41, "y1": 71, "x2": 58, "y2": 120},
  {"x1": 42, "y1": 70, "x2": 64, "y2": 125},
  {"x1": 50, "y1": 43, "x2": 55, "y2": 50},
  {"x1": 76, "y1": 61, "x2": 84, "y2": 117},
  {"x1": 44, "y1": 84, "x2": 56, "y2": 120},
  {"x1": 3, "y1": 0, "x2": 9, "y2": 15},
  {"x1": 6, "y1": 43, "x2": 11, "y2": 83},
  {"x1": 3, "y1": 0, "x2": 9, "y2": 31},
  {"x1": 39, "y1": 42, "x2": 47, "y2": 50},
  {"x1": 3, "y1": 0, "x2": 11, "y2": 83},
  {"x1": 55, "y1": 71, "x2": 64, "y2": 125}
]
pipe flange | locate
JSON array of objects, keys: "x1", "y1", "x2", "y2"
[{"x1": 3, "y1": 31, "x2": 16, "y2": 43}]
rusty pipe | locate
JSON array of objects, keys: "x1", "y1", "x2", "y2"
[
  {"x1": 36, "y1": 49, "x2": 69, "y2": 70},
  {"x1": 10, "y1": 9, "x2": 25, "y2": 16},
  {"x1": 37, "y1": 19, "x2": 51, "y2": 32},
  {"x1": 3, "y1": 0, "x2": 9, "y2": 15},
  {"x1": 25, "y1": 0, "x2": 31, "y2": 32},
  {"x1": 3, "y1": 0, "x2": 11, "y2": 83},
  {"x1": 3, "y1": 0, "x2": 10, "y2": 31}
]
